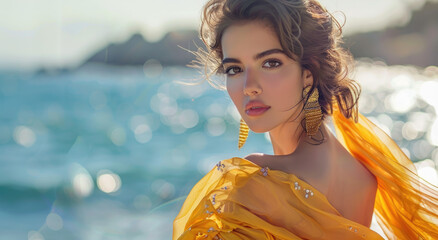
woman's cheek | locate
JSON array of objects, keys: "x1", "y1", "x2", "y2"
[
  {"x1": 227, "y1": 77, "x2": 245, "y2": 92},
  {"x1": 226, "y1": 80, "x2": 243, "y2": 106},
  {"x1": 263, "y1": 73, "x2": 302, "y2": 106},
  {"x1": 262, "y1": 72, "x2": 289, "y2": 92}
]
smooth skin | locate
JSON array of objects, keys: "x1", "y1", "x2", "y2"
[{"x1": 221, "y1": 20, "x2": 378, "y2": 228}]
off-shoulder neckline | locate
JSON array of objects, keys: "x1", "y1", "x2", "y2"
[{"x1": 230, "y1": 157, "x2": 343, "y2": 217}]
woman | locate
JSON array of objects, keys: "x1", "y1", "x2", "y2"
[{"x1": 173, "y1": 0, "x2": 438, "y2": 239}]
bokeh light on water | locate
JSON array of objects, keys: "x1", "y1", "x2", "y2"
[
  {"x1": 13, "y1": 125, "x2": 36, "y2": 147},
  {"x1": 97, "y1": 170, "x2": 122, "y2": 194},
  {"x1": 355, "y1": 61, "x2": 438, "y2": 160},
  {"x1": 0, "y1": 60, "x2": 437, "y2": 239}
]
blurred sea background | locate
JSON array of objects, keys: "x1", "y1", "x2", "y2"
[{"x1": 1, "y1": 0, "x2": 438, "y2": 239}]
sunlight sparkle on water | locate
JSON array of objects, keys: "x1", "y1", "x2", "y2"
[
  {"x1": 97, "y1": 170, "x2": 122, "y2": 194},
  {"x1": 176, "y1": 80, "x2": 208, "y2": 99},
  {"x1": 390, "y1": 74, "x2": 413, "y2": 89},
  {"x1": 402, "y1": 122, "x2": 419, "y2": 141},
  {"x1": 70, "y1": 163, "x2": 94, "y2": 198},
  {"x1": 389, "y1": 89, "x2": 416, "y2": 113},
  {"x1": 205, "y1": 103, "x2": 226, "y2": 118},
  {"x1": 415, "y1": 160, "x2": 438, "y2": 187},
  {"x1": 72, "y1": 173, "x2": 94, "y2": 198},
  {"x1": 13, "y1": 126, "x2": 36, "y2": 147},
  {"x1": 45, "y1": 212, "x2": 63, "y2": 231},
  {"x1": 134, "y1": 124, "x2": 152, "y2": 143},
  {"x1": 419, "y1": 81, "x2": 438, "y2": 107},
  {"x1": 206, "y1": 117, "x2": 226, "y2": 136},
  {"x1": 150, "y1": 93, "x2": 178, "y2": 116},
  {"x1": 429, "y1": 120, "x2": 438, "y2": 146},
  {"x1": 409, "y1": 112, "x2": 432, "y2": 132},
  {"x1": 179, "y1": 109, "x2": 199, "y2": 129},
  {"x1": 354, "y1": 61, "x2": 438, "y2": 150},
  {"x1": 108, "y1": 127, "x2": 127, "y2": 146},
  {"x1": 377, "y1": 114, "x2": 393, "y2": 130}
]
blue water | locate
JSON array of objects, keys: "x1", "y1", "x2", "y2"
[
  {"x1": 0, "y1": 65, "x2": 272, "y2": 240},
  {"x1": 0, "y1": 63, "x2": 437, "y2": 239}
]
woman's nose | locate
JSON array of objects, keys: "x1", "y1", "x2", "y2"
[{"x1": 243, "y1": 70, "x2": 262, "y2": 96}]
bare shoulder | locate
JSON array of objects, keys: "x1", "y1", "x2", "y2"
[
  {"x1": 351, "y1": 165, "x2": 378, "y2": 227},
  {"x1": 243, "y1": 153, "x2": 267, "y2": 166},
  {"x1": 331, "y1": 155, "x2": 378, "y2": 227}
]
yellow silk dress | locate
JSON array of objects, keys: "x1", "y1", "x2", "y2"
[
  {"x1": 173, "y1": 157, "x2": 383, "y2": 239},
  {"x1": 173, "y1": 103, "x2": 438, "y2": 239}
]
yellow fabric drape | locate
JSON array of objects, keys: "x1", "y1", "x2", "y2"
[
  {"x1": 173, "y1": 157, "x2": 383, "y2": 240},
  {"x1": 173, "y1": 157, "x2": 384, "y2": 239},
  {"x1": 332, "y1": 104, "x2": 438, "y2": 239},
  {"x1": 173, "y1": 103, "x2": 438, "y2": 239}
]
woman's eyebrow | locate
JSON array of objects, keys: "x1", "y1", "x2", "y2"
[{"x1": 222, "y1": 48, "x2": 286, "y2": 64}]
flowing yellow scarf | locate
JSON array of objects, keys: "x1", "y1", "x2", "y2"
[{"x1": 332, "y1": 103, "x2": 438, "y2": 239}]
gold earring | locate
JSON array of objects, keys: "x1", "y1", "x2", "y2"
[
  {"x1": 238, "y1": 118, "x2": 249, "y2": 149},
  {"x1": 303, "y1": 86, "x2": 323, "y2": 136}
]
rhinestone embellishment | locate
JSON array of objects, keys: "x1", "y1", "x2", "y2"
[
  {"x1": 304, "y1": 189, "x2": 314, "y2": 198},
  {"x1": 347, "y1": 225, "x2": 364, "y2": 237},
  {"x1": 216, "y1": 161, "x2": 225, "y2": 171},
  {"x1": 294, "y1": 182, "x2": 301, "y2": 190},
  {"x1": 294, "y1": 181, "x2": 314, "y2": 198},
  {"x1": 211, "y1": 194, "x2": 216, "y2": 205},
  {"x1": 260, "y1": 167, "x2": 269, "y2": 176}
]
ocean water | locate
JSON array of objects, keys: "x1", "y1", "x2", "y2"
[{"x1": 0, "y1": 61, "x2": 437, "y2": 239}]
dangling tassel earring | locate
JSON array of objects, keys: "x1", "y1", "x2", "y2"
[
  {"x1": 303, "y1": 86, "x2": 323, "y2": 136},
  {"x1": 238, "y1": 118, "x2": 249, "y2": 150}
]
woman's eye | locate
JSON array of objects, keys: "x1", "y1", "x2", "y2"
[
  {"x1": 262, "y1": 59, "x2": 281, "y2": 68},
  {"x1": 225, "y1": 66, "x2": 241, "y2": 75}
]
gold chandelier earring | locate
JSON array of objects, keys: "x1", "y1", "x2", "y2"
[
  {"x1": 238, "y1": 118, "x2": 249, "y2": 150},
  {"x1": 303, "y1": 86, "x2": 323, "y2": 136}
]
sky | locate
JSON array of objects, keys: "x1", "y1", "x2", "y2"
[{"x1": 0, "y1": 0, "x2": 434, "y2": 70}]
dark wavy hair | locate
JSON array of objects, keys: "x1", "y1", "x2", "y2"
[{"x1": 191, "y1": 0, "x2": 360, "y2": 122}]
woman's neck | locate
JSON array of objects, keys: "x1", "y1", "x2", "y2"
[
  {"x1": 266, "y1": 123, "x2": 337, "y2": 174},
  {"x1": 269, "y1": 123, "x2": 331, "y2": 156}
]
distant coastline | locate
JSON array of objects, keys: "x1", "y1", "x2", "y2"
[{"x1": 36, "y1": 2, "x2": 438, "y2": 75}]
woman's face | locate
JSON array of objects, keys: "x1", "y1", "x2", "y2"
[{"x1": 221, "y1": 21, "x2": 313, "y2": 133}]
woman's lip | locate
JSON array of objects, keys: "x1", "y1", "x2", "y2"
[
  {"x1": 246, "y1": 107, "x2": 270, "y2": 116},
  {"x1": 245, "y1": 101, "x2": 270, "y2": 111}
]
